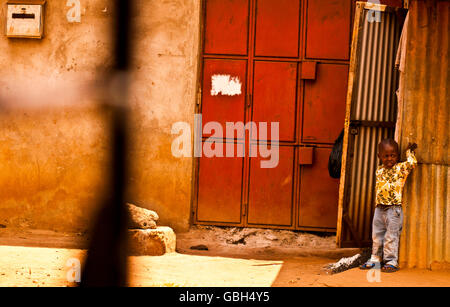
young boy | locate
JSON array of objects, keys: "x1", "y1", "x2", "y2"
[{"x1": 360, "y1": 138, "x2": 417, "y2": 273}]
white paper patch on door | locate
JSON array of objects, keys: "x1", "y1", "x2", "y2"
[{"x1": 211, "y1": 75, "x2": 242, "y2": 96}]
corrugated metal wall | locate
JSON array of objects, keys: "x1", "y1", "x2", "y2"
[
  {"x1": 353, "y1": 11, "x2": 399, "y2": 123},
  {"x1": 338, "y1": 5, "x2": 402, "y2": 247},
  {"x1": 399, "y1": 0, "x2": 450, "y2": 269},
  {"x1": 400, "y1": 165, "x2": 450, "y2": 269}
]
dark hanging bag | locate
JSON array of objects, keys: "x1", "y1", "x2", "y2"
[{"x1": 328, "y1": 129, "x2": 345, "y2": 179}]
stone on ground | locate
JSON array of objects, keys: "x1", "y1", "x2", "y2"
[
  {"x1": 128, "y1": 227, "x2": 176, "y2": 256},
  {"x1": 127, "y1": 203, "x2": 159, "y2": 229}
]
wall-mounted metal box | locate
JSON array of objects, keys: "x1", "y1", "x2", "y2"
[{"x1": 6, "y1": 0, "x2": 46, "y2": 39}]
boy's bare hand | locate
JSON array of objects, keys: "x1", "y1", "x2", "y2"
[{"x1": 406, "y1": 142, "x2": 418, "y2": 151}]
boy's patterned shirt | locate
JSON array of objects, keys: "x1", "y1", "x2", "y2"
[{"x1": 375, "y1": 149, "x2": 417, "y2": 206}]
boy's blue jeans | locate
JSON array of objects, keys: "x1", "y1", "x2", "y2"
[{"x1": 370, "y1": 205, "x2": 403, "y2": 267}]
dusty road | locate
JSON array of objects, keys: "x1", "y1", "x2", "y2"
[{"x1": 0, "y1": 227, "x2": 449, "y2": 287}]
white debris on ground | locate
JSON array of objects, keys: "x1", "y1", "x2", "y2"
[
  {"x1": 324, "y1": 248, "x2": 372, "y2": 274},
  {"x1": 325, "y1": 253, "x2": 362, "y2": 272},
  {"x1": 181, "y1": 225, "x2": 336, "y2": 249}
]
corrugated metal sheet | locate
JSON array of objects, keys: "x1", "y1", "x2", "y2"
[
  {"x1": 353, "y1": 9, "x2": 399, "y2": 122},
  {"x1": 338, "y1": 3, "x2": 402, "y2": 247},
  {"x1": 398, "y1": 0, "x2": 450, "y2": 269},
  {"x1": 399, "y1": 0, "x2": 449, "y2": 165},
  {"x1": 400, "y1": 164, "x2": 450, "y2": 269}
]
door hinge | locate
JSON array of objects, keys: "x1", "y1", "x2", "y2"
[
  {"x1": 246, "y1": 93, "x2": 252, "y2": 108},
  {"x1": 196, "y1": 88, "x2": 202, "y2": 107}
]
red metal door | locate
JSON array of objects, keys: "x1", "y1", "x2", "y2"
[
  {"x1": 298, "y1": 147, "x2": 340, "y2": 228},
  {"x1": 297, "y1": 0, "x2": 350, "y2": 230},
  {"x1": 302, "y1": 63, "x2": 349, "y2": 144},
  {"x1": 254, "y1": 0, "x2": 301, "y2": 57},
  {"x1": 252, "y1": 61, "x2": 297, "y2": 142},
  {"x1": 305, "y1": 0, "x2": 351, "y2": 60},
  {"x1": 195, "y1": 0, "x2": 352, "y2": 231},
  {"x1": 204, "y1": 0, "x2": 250, "y2": 55},
  {"x1": 247, "y1": 145, "x2": 295, "y2": 226},
  {"x1": 197, "y1": 142, "x2": 244, "y2": 224},
  {"x1": 201, "y1": 59, "x2": 247, "y2": 137}
]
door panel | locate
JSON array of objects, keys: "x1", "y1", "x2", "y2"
[
  {"x1": 201, "y1": 59, "x2": 247, "y2": 138},
  {"x1": 247, "y1": 145, "x2": 294, "y2": 226},
  {"x1": 254, "y1": 0, "x2": 300, "y2": 57},
  {"x1": 252, "y1": 61, "x2": 297, "y2": 142},
  {"x1": 302, "y1": 63, "x2": 348, "y2": 144},
  {"x1": 298, "y1": 147, "x2": 340, "y2": 228},
  {"x1": 305, "y1": 0, "x2": 351, "y2": 60},
  {"x1": 197, "y1": 142, "x2": 244, "y2": 223},
  {"x1": 204, "y1": 0, "x2": 250, "y2": 55}
]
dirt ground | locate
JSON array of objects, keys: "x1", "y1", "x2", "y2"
[{"x1": 0, "y1": 226, "x2": 449, "y2": 287}]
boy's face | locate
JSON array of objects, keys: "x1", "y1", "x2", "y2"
[{"x1": 378, "y1": 144, "x2": 399, "y2": 168}]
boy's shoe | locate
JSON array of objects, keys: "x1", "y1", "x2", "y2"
[
  {"x1": 359, "y1": 262, "x2": 380, "y2": 270},
  {"x1": 381, "y1": 264, "x2": 399, "y2": 273}
]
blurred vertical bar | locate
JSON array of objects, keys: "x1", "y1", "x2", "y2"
[{"x1": 80, "y1": 0, "x2": 132, "y2": 287}]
